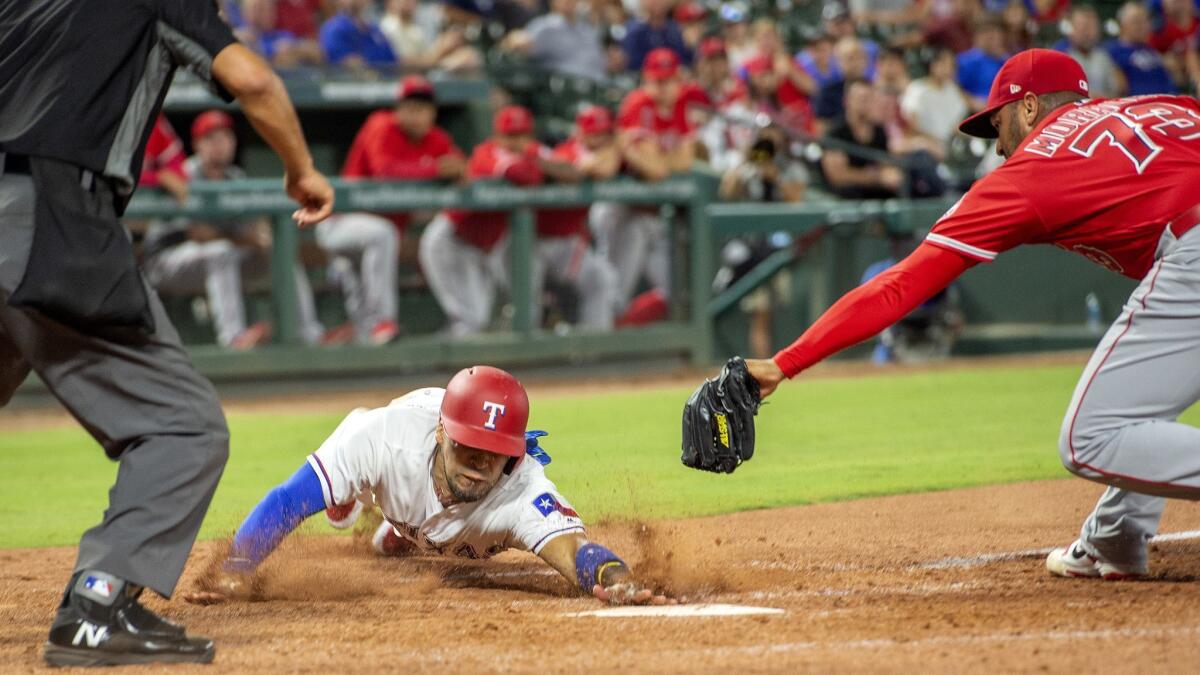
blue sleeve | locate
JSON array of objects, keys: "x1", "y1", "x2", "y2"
[
  {"x1": 225, "y1": 462, "x2": 327, "y2": 573},
  {"x1": 366, "y1": 25, "x2": 397, "y2": 65},
  {"x1": 320, "y1": 16, "x2": 354, "y2": 64}
]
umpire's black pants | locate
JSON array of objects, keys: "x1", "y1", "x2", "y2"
[{"x1": 0, "y1": 169, "x2": 229, "y2": 597}]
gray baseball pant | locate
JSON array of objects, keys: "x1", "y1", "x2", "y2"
[
  {"x1": 0, "y1": 172, "x2": 228, "y2": 597},
  {"x1": 1058, "y1": 224, "x2": 1200, "y2": 568},
  {"x1": 418, "y1": 213, "x2": 506, "y2": 337},
  {"x1": 144, "y1": 239, "x2": 324, "y2": 346},
  {"x1": 590, "y1": 202, "x2": 671, "y2": 307},
  {"x1": 526, "y1": 235, "x2": 620, "y2": 331},
  {"x1": 316, "y1": 213, "x2": 399, "y2": 341}
]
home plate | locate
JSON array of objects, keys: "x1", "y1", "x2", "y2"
[{"x1": 563, "y1": 604, "x2": 784, "y2": 618}]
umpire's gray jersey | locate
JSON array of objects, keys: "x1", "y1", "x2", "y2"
[{"x1": 0, "y1": 0, "x2": 235, "y2": 203}]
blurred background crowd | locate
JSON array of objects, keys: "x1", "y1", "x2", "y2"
[{"x1": 137, "y1": 0, "x2": 1195, "y2": 356}]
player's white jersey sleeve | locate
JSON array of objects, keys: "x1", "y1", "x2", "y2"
[
  {"x1": 307, "y1": 408, "x2": 389, "y2": 508},
  {"x1": 307, "y1": 394, "x2": 442, "y2": 509},
  {"x1": 505, "y1": 462, "x2": 586, "y2": 554}
]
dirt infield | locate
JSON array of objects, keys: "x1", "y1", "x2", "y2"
[{"x1": 4, "y1": 477, "x2": 1200, "y2": 673}]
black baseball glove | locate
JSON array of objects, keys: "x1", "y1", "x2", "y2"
[{"x1": 681, "y1": 356, "x2": 762, "y2": 474}]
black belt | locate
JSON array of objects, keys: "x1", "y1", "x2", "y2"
[{"x1": 2, "y1": 152, "x2": 31, "y2": 175}]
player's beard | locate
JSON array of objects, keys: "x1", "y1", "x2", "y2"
[{"x1": 441, "y1": 448, "x2": 496, "y2": 503}]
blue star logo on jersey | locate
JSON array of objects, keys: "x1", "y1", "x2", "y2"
[{"x1": 533, "y1": 492, "x2": 558, "y2": 517}]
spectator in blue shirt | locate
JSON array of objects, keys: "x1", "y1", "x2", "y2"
[
  {"x1": 796, "y1": 33, "x2": 840, "y2": 90},
  {"x1": 622, "y1": 0, "x2": 692, "y2": 71},
  {"x1": 957, "y1": 20, "x2": 1008, "y2": 109},
  {"x1": 1106, "y1": 1, "x2": 1178, "y2": 95},
  {"x1": 320, "y1": 0, "x2": 398, "y2": 67}
]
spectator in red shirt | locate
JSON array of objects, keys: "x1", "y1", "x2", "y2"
[
  {"x1": 139, "y1": 115, "x2": 189, "y2": 203},
  {"x1": 742, "y1": 54, "x2": 817, "y2": 137},
  {"x1": 1152, "y1": 0, "x2": 1199, "y2": 55},
  {"x1": 419, "y1": 105, "x2": 580, "y2": 336},
  {"x1": 240, "y1": 0, "x2": 324, "y2": 68},
  {"x1": 748, "y1": 18, "x2": 818, "y2": 107},
  {"x1": 1153, "y1": 0, "x2": 1199, "y2": 86},
  {"x1": 275, "y1": 0, "x2": 327, "y2": 39},
  {"x1": 674, "y1": 1, "x2": 708, "y2": 52},
  {"x1": 696, "y1": 37, "x2": 748, "y2": 110}
]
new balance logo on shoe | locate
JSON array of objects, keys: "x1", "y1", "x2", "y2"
[{"x1": 72, "y1": 621, "x2": 108, "y2": 648}]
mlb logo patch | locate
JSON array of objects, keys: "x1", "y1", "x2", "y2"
[{"x1": 84, "y1": 576, "x2": 112, "y2": 598}]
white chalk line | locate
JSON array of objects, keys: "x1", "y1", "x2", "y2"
[
  {"x1": 918, "y1": 528, "x2": 1200, "y2": 571},
  {"x1": 747, "y1": 529, "x2": 1200, "y2": 575}
]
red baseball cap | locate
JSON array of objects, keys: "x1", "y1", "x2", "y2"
[
  {"x1": 494, "y1": 104, "x2": 534, "y2": 135},
  {"x1": 958, "y1": 48, "x2": 1090, "y2": 139},
  {"x1": 699, "y1": 36, "x2": 727, "y2": 59},
  {"x1": 440, "y1": 366, "x2": 530, "y2": 458},
  {"x1": 576, "y1": 105, "x2": 613, "y2": 135},
  {"x1": 396, "y1": 75, "x2": 435, "y2": 102},
  {"x1": 642, "y1": 48, "x2": 681, "y2": 81},
  {"x1": 191, "y1": 110, "x2": 234, "y2": 142},
  {"x1": 674, "y1": 1, "x2": 706, "y2": 23}
]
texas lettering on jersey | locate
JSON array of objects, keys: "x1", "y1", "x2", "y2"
[{"x1": 928, "y1": 94, "x2": 1200, "y2": 279}]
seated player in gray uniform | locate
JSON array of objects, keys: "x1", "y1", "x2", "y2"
[{"x1": 142, "y1": 110, "x2": 326, "y2": 349}]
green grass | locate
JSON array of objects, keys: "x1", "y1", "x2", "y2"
[{"x1": 6, "y1": 362, "x2": 1181, "y2": 550}]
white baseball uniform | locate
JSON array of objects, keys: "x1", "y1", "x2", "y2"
[{"x1": 306, "y1": 387, "x2": 585, "y2": 558}]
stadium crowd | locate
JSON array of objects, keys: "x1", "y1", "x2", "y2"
[{"x1": 141, "y1": 0, "x2": 1200, "y2": 349}]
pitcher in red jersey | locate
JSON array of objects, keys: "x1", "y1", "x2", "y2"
[{"x1": 737, "y1": 49, "x2": 1200, "y2": 580}]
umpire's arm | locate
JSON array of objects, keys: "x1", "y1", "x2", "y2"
[{"x1": 212, "y1": 44, "x2": 333, "y2": 226}]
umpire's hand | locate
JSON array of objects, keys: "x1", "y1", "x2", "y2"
[{"x1": 287, "y1": 168, "x2": 334, "y2": 227}]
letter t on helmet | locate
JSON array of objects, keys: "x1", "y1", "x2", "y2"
[{"x1": 441, "y1": 366, "x2": 530, "y2": 466}]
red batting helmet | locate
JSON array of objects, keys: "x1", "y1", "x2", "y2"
[{"x1": 441, "y1": 366, "x2": 529, "y2": 459}]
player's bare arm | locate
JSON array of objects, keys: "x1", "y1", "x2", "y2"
[
  {"x1": 618, "y1": 133, "x2": 672, "y2": 181},
  {"x1": 666, "y1": 137, "x2": 697, "y2": 173},
  {"x1": 579, "y1": 145, "x2": 621, "y2": 179},
  {"x1": 211, "y1": 43, "x2": 333, "y2": 226},
  {"x1": 536, "y1": 532, "x2": 675, "y2": 606},
  {"x1": 436, "y1": 153, "x2": 468, "y2": 180},
  {"x1": 538, "y1": 155, "x2": 585, "y2": 184}
]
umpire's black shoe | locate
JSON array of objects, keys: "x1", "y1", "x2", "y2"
[{"x1": 43, "y1": 570, "x2": 215, "y2": 667}]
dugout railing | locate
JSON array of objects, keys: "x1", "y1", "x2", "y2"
[
  {"x1": 121, "y1": 174, "x2": 720, "y2": 381},
  {"x1": 117, "y1": 173, "x2": 983, "y2": 382}
]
